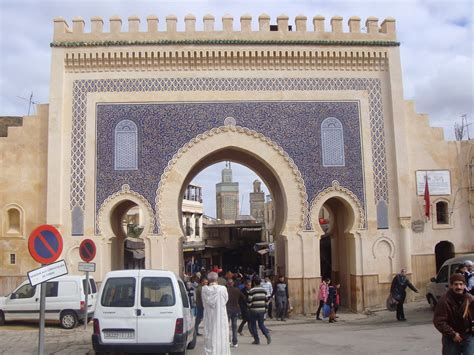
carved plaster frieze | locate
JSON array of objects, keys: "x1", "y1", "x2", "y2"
[
  {"x1": 97, "y1": 184, "x2": 155, "y2": 237},
  {"x1": 63, "y1": 48, "x2": 389, "y2": 73},
  {"x1": 154, "y1": 125, "x2": 308, "y2": 235},
  {"x1": 310, "y1": 180, "x2": 365, "y2": 230}
]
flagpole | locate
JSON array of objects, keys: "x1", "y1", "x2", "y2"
[{"x1": 424, "y1": 172, "x2": 430, "y2": 221}]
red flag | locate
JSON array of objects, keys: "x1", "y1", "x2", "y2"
[{"x1": 424, "y1": 175, "x2": 430, "y2": 219}]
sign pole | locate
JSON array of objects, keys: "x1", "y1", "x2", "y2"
[
  {"x1": 78, "y1": 238, "x2": 96, "y2": 331},
  {"x1": 38, "y1": 270, "x2": 46, "y2": 355},
  {"x1": 84, "y1": 271, "x2": 89, "y2": 330},
  {"x1": 27, "y1": 224, "x2": 65, "y2": 355}
]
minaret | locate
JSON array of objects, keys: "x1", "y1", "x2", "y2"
[
  {"x1": 250, "y1": 179, "x2": 265, "y2": 222},
  {"x1": 216, "y1": 161, "x2": 239, "y2": 221}
]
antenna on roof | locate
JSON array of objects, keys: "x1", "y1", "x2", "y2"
[
  {"x1": 17, "y1": 92, "x2": 37, "y2": 115},
  {"x1": 454, "y1": 114, "x2": 471, "y2": 141}
]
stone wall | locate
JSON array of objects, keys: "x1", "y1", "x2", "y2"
[{"x1": 0, "y1": 104, "x2": 49, "y2": 293}]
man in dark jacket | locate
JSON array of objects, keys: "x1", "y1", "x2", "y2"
[
  {"x1": 237, "y1": 279, "x2": 252, "y2": 336},
  {"x1": 390, "y1": 268, "x2": 418, "y2": 321},
  {"x1": 226, "y1": 278, "x2": 244, "y2": 348},
  {"x1": 434, "y1": 273, "x2": 474, "y2": 354}
]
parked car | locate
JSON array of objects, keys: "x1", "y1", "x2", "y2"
[
  {"x1": 92, "y1": 269, "x2": 196, "y2": 354},
  {"x1": 426, "y1": 253, "x2": 474, "y2": 309},
  {"x1": 0, "y1": 275, "x2": 97, "y2": 329}
]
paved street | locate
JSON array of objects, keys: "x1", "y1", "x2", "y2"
[{"x1": 0, "y1": 300, "x2": 440, "y2": 354}]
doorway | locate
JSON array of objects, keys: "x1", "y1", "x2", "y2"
[
  {"x1": 435, "y1": 241, "x2": 455, "y2": 273},
  {"x1": 110, "y1": 200, "x2": 145, "y2": 270},
  {"x1": 318, "y1": 196, "x2": 356, "y2": 309}
]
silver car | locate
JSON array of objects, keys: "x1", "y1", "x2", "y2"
[{"x1": 426, "y1": 253, "x2": 474, "y2": 310}]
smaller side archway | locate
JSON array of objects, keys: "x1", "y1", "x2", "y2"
[
  {"x1": 97, "y1": 184, "x2": 155, "y2": 272},
  {"x1": 310, "y1": 181, "x2": 365, "y2": 311},
  {"x1": 435, "y1": 241, "x2": 455, "y2": 273}
]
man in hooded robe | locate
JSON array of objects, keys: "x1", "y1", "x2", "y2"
[{"x1": 202, "y1": 271, "x2": 231, "y2": 355}]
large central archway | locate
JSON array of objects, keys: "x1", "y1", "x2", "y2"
[{"x1": 155, "y1": 124, "x2": 308, "y2": 278}]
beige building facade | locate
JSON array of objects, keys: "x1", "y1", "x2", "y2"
[{"x1": 0, "y1": 13, "x2": 473, "y2": 313}]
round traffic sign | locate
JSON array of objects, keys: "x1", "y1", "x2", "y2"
[
  {"x1": 28, "y1": 225, "x2": 63, "y2": 264},
  {"x1": 79, "y1": 239, "x2": 96, "y2": 262}
]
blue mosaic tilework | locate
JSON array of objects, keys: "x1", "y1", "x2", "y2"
[
  {"x1": 70, "y1": 77, "x2": 388, "y2": 233},
  {"x1": 95, "y1": 101, "x2": 364, "y2": 233}
]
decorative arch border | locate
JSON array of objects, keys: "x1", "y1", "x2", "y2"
[
  {"x1": 372, "y1": 236, "x2": 396, "y2": 259},
  {"x1": 2, "y1": 203, "x2": 26, "y2": 237},
  {"x1": 309, "y1": 180, "x2": 365, "y2": 232},
  {"x1": 70, "y1": 77, "x2": 387, "y2": 215},
  {"x1": 154, "y1": 124, "x2": 308, "y2": 234},
  {"x1": 97, "y1": 184, "x2": 155, "y2": 238}
]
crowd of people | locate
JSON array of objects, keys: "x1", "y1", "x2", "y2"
[
  {"x1": 184, "y1": 261, "x2": 474, "y2": 354},
  {"x1": 184, "y1": 264, "x2": 346, "y2": 354},
  {"x1": 184, "y1": 265, "x2": 288, "y2": 354}
]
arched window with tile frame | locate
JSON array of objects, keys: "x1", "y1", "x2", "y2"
[
  {"x1": 321, "y1": 117, "x2": 345, "y2": 167},
  {"x1": 115, "y1": 119, "x2": 138, "y2": 170}
]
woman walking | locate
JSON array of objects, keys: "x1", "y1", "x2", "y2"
[{"x1": 316, "y1": 278, "x2": 329, "y2": 320}]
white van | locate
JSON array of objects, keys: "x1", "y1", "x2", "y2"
[
  {"x1": 0, "y1": 275, "x2": 97, "y2": 329},
  {"x1": 426, "y1": 253, "x2": 474, "y2": 309},
  {"x1": 92, "y1": 269, "x2": 196, "y2": 354}
]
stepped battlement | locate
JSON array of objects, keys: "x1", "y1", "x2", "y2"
[{"x1": 52, "y1": 14, "x2": 397, "y2": 46}]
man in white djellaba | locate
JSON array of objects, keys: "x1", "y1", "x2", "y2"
[{"x1": 202, "y1": 271, "x2": 231, "y2": 355}]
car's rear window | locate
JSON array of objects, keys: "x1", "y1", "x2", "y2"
[
  {"x1": 90, "y1": 279, "x2": 97, "y2": 293},
  {"x1": 82, "y1": 279, "x2": 93, "y2": 295},
  {"x1": 101, "y1": 277, "x2": 136, "y2": 307},
  {"x1": 141, "y1": 277, "x2": 175, "y2": 307}
]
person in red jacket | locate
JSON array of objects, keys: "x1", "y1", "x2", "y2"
[
  {"x1": 433, "y1": 273, "x2": 474, "y2": 355},
  {"x1": 316, "y1": 278, "x2": 329, "y2": 320}
]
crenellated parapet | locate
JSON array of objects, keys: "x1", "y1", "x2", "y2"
[
  {"x1": 52, "y1": 14, "x2": 397, "y2": 46},
  {"x1": 53, "y1": 14, "x2": 398, "y2": 73}
]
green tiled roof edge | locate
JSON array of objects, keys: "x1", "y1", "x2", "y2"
[{"x1": 50, "y1": 39, "x2": 400, "y2": 48}]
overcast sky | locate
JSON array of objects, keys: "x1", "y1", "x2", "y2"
[{"x1": 1, "y1": 0, "x2": 472, "y2": 216}]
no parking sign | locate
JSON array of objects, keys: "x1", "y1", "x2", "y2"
[
  {"x1": 27, "y1": 224, "x2": 65, "y2": 355},
  {"x1": 79, "y1": 239, "x2": 96, "y2": 262},
  {"x1": 28, "y1": 225, "x2": 63, "y2": 264}
]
